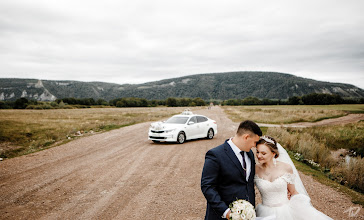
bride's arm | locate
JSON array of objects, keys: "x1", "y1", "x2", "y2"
[
  {"x1": 287, "y1": 183, "x2": 299, "y2": 197},
  {"x1": 284, "y1": 163, "x2": 299, "y2": 197}
]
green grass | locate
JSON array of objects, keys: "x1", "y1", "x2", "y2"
[
  {"x1": 260, "y1": 127, "x2": 268, "y2": 135},
  {"x1": 291, "y1": 153, "x2": 364, "y2": 206}
]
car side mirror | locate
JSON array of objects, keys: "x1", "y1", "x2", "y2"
[{"x1": 188, "y1": 121, "x2": 195, "y2": 125}]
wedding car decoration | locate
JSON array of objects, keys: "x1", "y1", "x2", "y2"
[
  {"x1": 229, "y1": 199, "x2": 256, "y2": 220},
  {"x1": 148, "y1": 109, "x2": 217, "y2": 144}
]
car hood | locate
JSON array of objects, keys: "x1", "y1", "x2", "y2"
[{"x1": 150, "y1": 122, "x2": 184, "y2": 131}]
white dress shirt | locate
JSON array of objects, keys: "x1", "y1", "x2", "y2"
[
  {"x1": 227, "y1": 138, "x2": 251, "y2": 181},
  {"x1": 222, "y1": 138, "x2": 252, "y2": 218}
]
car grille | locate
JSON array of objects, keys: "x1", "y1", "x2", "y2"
[
  {"x1": 151, "y1": 130, "x2": 165, "y2": 133},
  {"x1": 149, "y1": 136, "x2": 167, "y2": 140}
]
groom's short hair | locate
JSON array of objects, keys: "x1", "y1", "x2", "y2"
[{"x1": 237, "y1": 120, "x2": 262, "y2": 136}]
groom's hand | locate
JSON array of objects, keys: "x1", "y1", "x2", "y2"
[{"x1": 226, "y1": 210, "x2": 231, "y2": 219}]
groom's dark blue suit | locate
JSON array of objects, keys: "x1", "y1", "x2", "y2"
[{"x1": 201, "y1": 140, "x2": 255, "y2": 220}]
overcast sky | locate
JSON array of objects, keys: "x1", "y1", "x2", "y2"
[{"x1": 1, "y1": 0, "x2": 364, "y2": 89}]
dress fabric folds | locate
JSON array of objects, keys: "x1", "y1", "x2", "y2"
[{"x1": 254, "y1": 173, "x2": 333, "y2": 220}]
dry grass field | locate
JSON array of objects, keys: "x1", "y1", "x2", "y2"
[
  {"x1": 222, "y1": 104, "x2": 364, "y2": 124},
  {"x1": 0, "y1": 107, "x2": 200, "y2": 158}
]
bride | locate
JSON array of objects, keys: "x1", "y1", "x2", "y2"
[{"x1": 254, "y1": 136, "x2": 333, "y2": 219}]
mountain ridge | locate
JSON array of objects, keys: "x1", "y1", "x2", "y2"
[{"x1": 1, "y1": 71, "x2": 363, "y2": 101}]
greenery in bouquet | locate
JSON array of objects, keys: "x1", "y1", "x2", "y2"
[{"x1": 229, "y1": 199, "x2": 256, "y2": 220}]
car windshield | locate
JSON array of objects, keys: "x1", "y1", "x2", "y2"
[{"x1": 165, "y1": 116, "x2": 189, "y2": 124}]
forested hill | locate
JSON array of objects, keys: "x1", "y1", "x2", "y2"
[{"x1": 1, "y1": 71, "x2": 363, "y2": 101}]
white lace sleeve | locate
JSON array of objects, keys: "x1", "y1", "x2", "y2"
[
  {"x1": 282, "y1": 173, "x2": 295, "y2": 184},
  {"x1": 276, "y1": 143, "x2": 309, "y2": 197}
]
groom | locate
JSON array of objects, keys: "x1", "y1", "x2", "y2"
[{"x1": 201, "y1": 120, "x2": 262, "y2": 219}]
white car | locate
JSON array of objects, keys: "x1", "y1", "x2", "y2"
[{"x1": 148, "y1": 110, "x2": 217, "y2": 144}]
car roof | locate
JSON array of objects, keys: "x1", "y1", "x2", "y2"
[
  {"x1": 172, "y1": 114, "x2": 207, "y2": 118},
  {"x1": 171, "y1": 110, "x2": 209, "y2": 118}
]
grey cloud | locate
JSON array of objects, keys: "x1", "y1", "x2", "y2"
[{"x1": 0, "y1": 0, "x2": 363, "y2": 88}]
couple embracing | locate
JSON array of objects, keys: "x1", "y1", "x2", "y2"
[{"x1": 201, "y1": 120, "x2": 332, "y2": 220}]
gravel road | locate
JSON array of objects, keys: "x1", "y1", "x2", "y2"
[{"x1": 0, "y1": 107, "x2": 363, "y2": 219}]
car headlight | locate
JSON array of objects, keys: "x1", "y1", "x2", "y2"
[{"x1": 165, "y1": 129, "x2": 176, "y2": 133}]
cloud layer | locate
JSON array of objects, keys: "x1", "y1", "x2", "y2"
[{"x1": 1, "y1": 0, "x2": 363, "y2": 88}]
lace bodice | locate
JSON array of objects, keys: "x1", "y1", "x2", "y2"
[{"x1": 254, "y1": 173, "x2": 295, "y2": 207}]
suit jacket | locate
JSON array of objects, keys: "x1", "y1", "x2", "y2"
[{"x1": 201, "y1": 140, "x2": 255, "y2": 220}]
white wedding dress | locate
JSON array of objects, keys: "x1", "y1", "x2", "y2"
[{"x1": 254, "y1": 173, "x2": 332, "y2": 219}]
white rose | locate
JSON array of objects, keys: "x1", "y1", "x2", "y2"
[
  {"x1": 246, "y1": 211, "x2": 254, "y2": 219},
  {"x1": 236, "y1": 203, "x2": 244, "y2": 210},
  {"x1": 240, "y1": 213, "x2": 246, "y2": 219},
  {"x1": 231, "y1": 212, "x2": 241, "y2": 220}
]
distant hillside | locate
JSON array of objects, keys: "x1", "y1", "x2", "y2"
[{"x1": 1, "y1": 72, "x2": 363, "y2": 101}]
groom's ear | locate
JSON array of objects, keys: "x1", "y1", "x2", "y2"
[{"x1": 242, "y1": 133, "x2": 250, "y2": 141}]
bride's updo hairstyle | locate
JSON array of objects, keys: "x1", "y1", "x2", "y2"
[{"x1": 257, "y1": 136, "x2": 279, "y2": 158}]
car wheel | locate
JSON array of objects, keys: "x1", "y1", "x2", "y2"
[
  {"x1": 177, "y1": 132, "x2": 186, "y2": 144},
  {"x1": 207, "y1": 128, "x2": 214, "y2": 139},
  {"x1": 152, "y1": 140, "x2": 160, "y2": 143}
]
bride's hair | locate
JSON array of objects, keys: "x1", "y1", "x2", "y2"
[{"x1": 257, "y1": 136, "x2": 279, "y2": 158}]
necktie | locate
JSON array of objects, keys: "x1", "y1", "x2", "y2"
[{"x1": 240, "y1": 151, "x2": 247, "y2": 177}]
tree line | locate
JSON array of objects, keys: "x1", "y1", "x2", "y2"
[
  {"x1": 0, "y1": 97, "x2": 208, "y2": 109},
  {"x1": 1, "y1": 93, "x2": 363, "y2": 109},
  {"x1": 287, "y1": 93, "x2": 364, "y2": 105}
]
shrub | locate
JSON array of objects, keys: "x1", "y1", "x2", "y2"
[
  {"x1": 14, "y1": 98, "x2": 29, "y2": 109},
  {"x1": 267, "y1": 127, "x2": 335, "y2": 169},
  {"x1": 303, "y1": 122, "x2": 364, "y2": 157},
  {"x1": 331, "y1": 156, "x2": 364, "y2": 192},
  {"x1": 267, "y1": 127, "x2": 362, "y2": 192}
]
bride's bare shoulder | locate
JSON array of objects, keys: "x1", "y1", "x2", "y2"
[
  {"x1": 277, "y1": 161, "x2": 294, "y2": 173},
  {"x1": 255, "y1": 164, "x2": 264, "y2": 173}
]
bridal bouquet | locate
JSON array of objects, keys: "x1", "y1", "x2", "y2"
[{"x1": 229, "y1": 199, "x2": 256, "y2": 220}]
